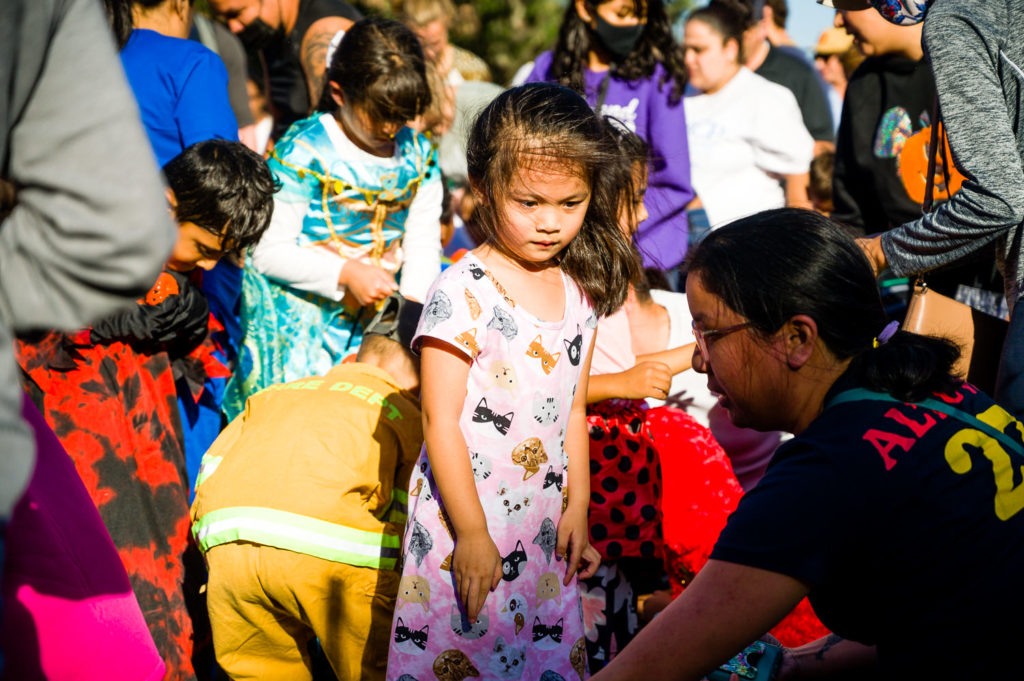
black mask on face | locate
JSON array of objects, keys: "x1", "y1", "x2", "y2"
[
  {"x1": 237, "y1": 17, "x2": 282, "y2": 52},
  {"x1": 592, "y1": 13, "x2": 644, "y2": 63}
]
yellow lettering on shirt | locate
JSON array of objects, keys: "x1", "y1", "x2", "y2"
[
  {"x1": 945, "y1": 404, "x2": 1024, "y2": 521},
  {"x1": 351, "y1": 385, "x2": 371, "y2": 399},
  {"x1": 329, "y1": 381, "x2": 354, "y2": 393}
]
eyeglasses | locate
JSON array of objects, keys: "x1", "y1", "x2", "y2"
[{"x1": 691, "y1": 320, "x2": 754, "y2": 362}]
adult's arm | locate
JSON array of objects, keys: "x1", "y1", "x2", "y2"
[
  {"x1": 0, "y1": 0, "x2": 174, "y2": 516},
  {"x1": 0, "y1": 0, "x2": 174, "y2": 333},
  {"x1": 781, "y1": 634, "x2": 878, "y2": 680},
  {"x1": 880, "y1": 7, "x2": 1024, "y2": 278},
  {"x1": 301, "y1": 15, "x2": 357, "y2": 113},
  {"x1": 592, "y1": 559, "x2": 810, "y2": 681}
]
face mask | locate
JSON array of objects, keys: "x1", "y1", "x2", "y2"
[
  {"x1": 869, "y1": 0, "x2": 932, "y2": 25},
  {"x1": 237, "y1": 17, "x2": 282, "y2": 51},
  {"x1": 592, "y1": 13, "x2": 645, "y2": 63}
]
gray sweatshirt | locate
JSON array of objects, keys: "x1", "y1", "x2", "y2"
[
  {"x1": 0, "y1": 0, "x2": 175, "y2": 517},
  {"x1": 880, "y1": 0, "x2": 1024, "y2": 310}
]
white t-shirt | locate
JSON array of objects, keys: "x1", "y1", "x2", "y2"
[
  {"x1": 684, "y1": 67, "x2": 814, "y2": 229},
  {"x1": 646, "y1": 288, "x2": 788, "y2": 491}
]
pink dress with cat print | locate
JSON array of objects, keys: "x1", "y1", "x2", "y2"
[{"x1": 387, "y1": 253, "x2": 596, "y2": 681}]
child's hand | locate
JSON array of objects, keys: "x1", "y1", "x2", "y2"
[
  {"x1": 452, "y1": 528, "x2": 502, "y2": 623},
  {"x1": 338, "y1": 259, "x2": 398, "y2": 306},
  {"x1": 619, "y1": 361, "x2": 672, "y2": 400},
  {"x1": 556, "y1": 503, "x2": 594, "y2": 586},
  {"x1": 578, "y1": 544, "x2": 601, "y2": 580}
]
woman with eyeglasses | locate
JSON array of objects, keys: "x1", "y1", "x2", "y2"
[{"x1": 592, "y1": 208, "x2": 1024, "y2": 681}]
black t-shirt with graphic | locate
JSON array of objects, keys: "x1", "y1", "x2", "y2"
[
  {"x1": 711, "y1": 376, "x2": 1024, "y2": 679},
  {"x1": 832, "y1": 55, "x2": 936, "y2": 233}
]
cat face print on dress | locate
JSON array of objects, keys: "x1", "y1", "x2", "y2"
[
  {"x1": 500, "y1": 594, "x2": 528, "y2": 635},
  {"x1": 487, "y1": 306, "x2": 518, "y2": 342},
  {"x1": 423, "y1": 290, "x2": 452, "y2": 332},
  {"x1": 496, "y1": 481, "x2": 530, "y2": 520},
  {"x1": 563, "y1": 325, "x2": 583, "y2": 366},
  {"x1": 501, "y1": 539, "x2": 528, "y2": 582},
  {"x1": 408, "y1": 521, "x2": 433, "y2": 567},
  {"x1": 464, "y1": 289, "x2": 482, "y2": 320},
  {"x1": 468, "y1": 263, "x2": 486, "y2": 280},
  {"x1": 532, "y1": 616, "x2": 564, "y2": 651},
  {"x1": 433, "y1": 649, "x2": 480, "y2": 681},
  {"x1": 394, "y1": 617, "x2": 429, "y2": 653},
  {"x1": 526, "y1": 335, "x2": 560, "y2": 375},
  {"x1": 488, "y1": 636, "x2": 526, "y2": 680},
  {"x1": 472, "y1": 397, "x2": 513, "y2": 436},
  {"x1": 533, "y1": 516, "x2": 557, "y2": 564},
  {"x1": 510, "y1": 436, "x2": 549, "y2": 481},
  {"x1": 398, "y1": 575, "x2": 431, "y2": 612},
  {"x1": 450, "y1": 605, "x2": 489, "y2": 640},
  {"x1": 486, "y1": 361, "x2": 518, "y2": 396},
  {"x1": 536, "y1": 571, "x2": 561, "y2": 607},
  {"x1": 570, "y1": 637, "x2": 587, "y2": 681},
  {"x1": 454, "y1": 328, "x2": 481, "y2": 358},
  {"x1": 532, "y1": 394, "x2": 559, "y2": 426},
  {"x1": 543, "y1": 466, "x2": 563, "y2": 494},
  {"x1": 469, "y1": 451, "x2": 492, "y2": 481}
]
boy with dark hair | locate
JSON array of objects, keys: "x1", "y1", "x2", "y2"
[
  {"x1": 163, "y1": 138, "x2": 278, "y2": 270},
  {"x1": 15, "y1": 139, "x2": 277, "y2": 679},
  {"x1": 191, "y1": 294, "x2": 424, "y2": 681}
]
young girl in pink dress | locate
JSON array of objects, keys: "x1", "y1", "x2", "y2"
[{"x1": 386, "y1": 83, "x2": 641, "y2": 680}]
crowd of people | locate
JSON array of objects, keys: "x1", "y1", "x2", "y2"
[{"x1": 1, "y1": 0, "x2": 1023, "y2": 680}]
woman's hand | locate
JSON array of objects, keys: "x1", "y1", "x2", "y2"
[
  {"x1": 452, "y1": 528, "x2": 502, "y2": 623},
  {"x1": 338, "y1": 259, "x2": 398, "y2": 306},
  {"x1": 856, "y1": 236, "x2": 888, "y2": 276},
  {"x1": 557, "y1": 502, "x2": 596, "y2": 585}
]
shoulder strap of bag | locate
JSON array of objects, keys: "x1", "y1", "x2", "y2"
[{"x1": 827, "y1": 388, "x2": 1024, "y2": 458}]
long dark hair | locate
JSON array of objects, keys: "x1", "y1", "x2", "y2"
[
  {"x1": 466, "y1": 83, "x2": 641, "y2": 316},
  {"x1": 548, "y1": 0, "x2": 688, "y2": 105},
  {"x1": 687, "y1": 208, "x2": 961, "y2": 402},
  {"x1": 315, "y1": 18, "x2": 431, "y2": 123}
]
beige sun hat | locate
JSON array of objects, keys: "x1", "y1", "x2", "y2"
[{"x1": 815, "y1": 27, "x2": 855, "y2": 55}]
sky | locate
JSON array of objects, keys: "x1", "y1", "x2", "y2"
[{"x1": 788, "y1": 1, "x2": 840, "y2": 50}]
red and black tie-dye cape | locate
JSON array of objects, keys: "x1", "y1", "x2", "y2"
[{"x1": 15, "y1": 331, "x2": 201, "y2": 681}]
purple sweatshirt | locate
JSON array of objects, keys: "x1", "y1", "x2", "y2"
[{"x1": 526, "y1": 51, "x2": 694, "y2": 269}]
